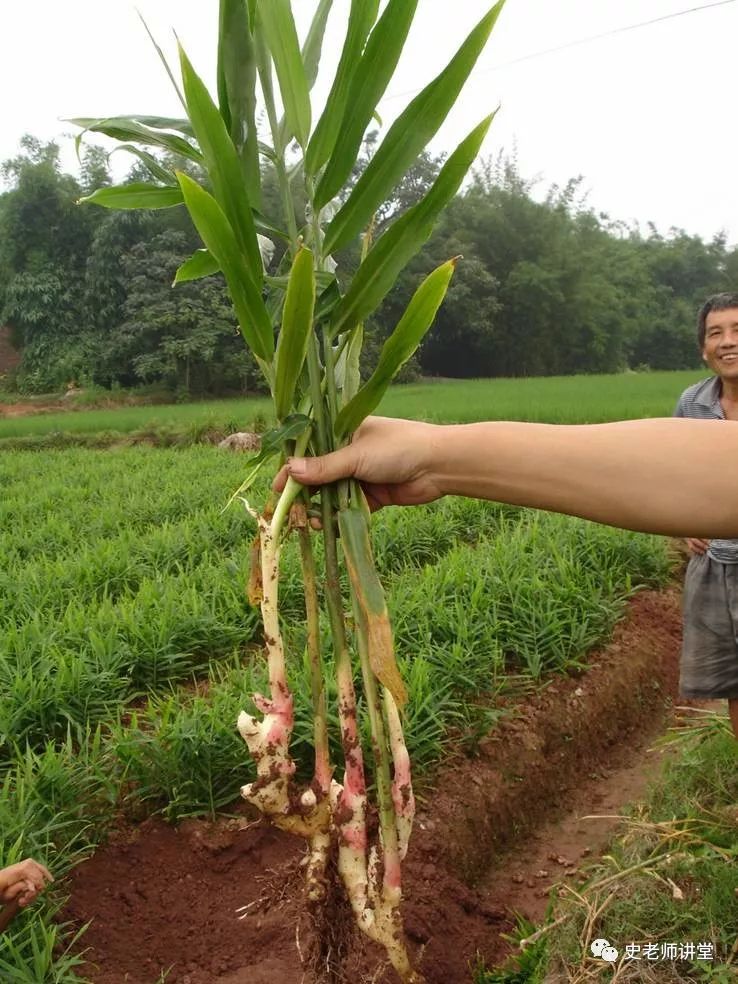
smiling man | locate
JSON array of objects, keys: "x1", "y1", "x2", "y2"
[{"x1": 674, "y1": 293, "x2": 738, "y2": 738}]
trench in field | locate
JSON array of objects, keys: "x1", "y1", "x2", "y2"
[{"x1": 60, "y1": 588, "x2": 687, "y2": 984}]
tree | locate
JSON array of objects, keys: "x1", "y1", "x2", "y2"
[
  {"x1": 113, "y1": 229, "x2": 262, "y2": 393},
  {"x1": 0, "y1": 137, "x2": 105, "y2": 390}
]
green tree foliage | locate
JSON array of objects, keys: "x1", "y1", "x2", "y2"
[
  {"x1": 112, "y1": 229, "x2": 260, "y2": 393},
  {"x1": 369, "y1": 155, "x2": 738, "y2": 379},
  {"x1": 2, "y1": 137, "x2": 737, "y2": 394},
  {"x1": 0, "y1": 137, "x2": 106, "y2": 390}
]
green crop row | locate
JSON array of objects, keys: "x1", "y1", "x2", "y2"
[
  {"x1": 1, "y1": 447, "x2": 673, "y2": 792},
  {"x1": 0, "y1": 445, "x2": 675, "y2": 980}
]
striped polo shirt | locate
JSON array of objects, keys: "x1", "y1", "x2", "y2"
[{"x1": 674, "y1": 375, "x2": 738, "y2": 563}]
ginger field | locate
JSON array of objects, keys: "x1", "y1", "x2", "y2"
[
  {"x1": 0, "y1": 428, "x2": 676, "y2": 980},
  {"x1": 4, "y1": 372, "x2": 717, "y2": 979}
]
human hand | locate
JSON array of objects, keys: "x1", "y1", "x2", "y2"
[
  {"x1": 0, "y1": 859, "x2": 53, "y2": 908},
  {"x1": 685, "y1": 537, "x2": 710, "y2": 555},
  {"x1": 273, "y1": 416, "x2": 444, "y2": 513}
]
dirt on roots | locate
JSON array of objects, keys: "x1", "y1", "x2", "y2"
[{"x1": 62, "y1": 589, "x2": 684, "y2": 984}]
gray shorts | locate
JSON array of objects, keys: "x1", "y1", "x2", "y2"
[{"x1": 681, "y1": 554, "x2": 738, "y2": 699}]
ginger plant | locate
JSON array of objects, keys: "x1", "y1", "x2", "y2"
[{"x1": 75, "y1": 1, "x2": 505, "y2": 978}]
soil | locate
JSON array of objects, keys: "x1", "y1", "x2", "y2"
[
  {"x1": 0, "y1": 400, "x2": 66, "y2": 417},
  {"x1": 62, "y1": 588, "x2": 687, "y2": 984}
]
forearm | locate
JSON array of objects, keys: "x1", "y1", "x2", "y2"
[{"x1": 433, "y1": 418, "x2": 738, "y2": 538}]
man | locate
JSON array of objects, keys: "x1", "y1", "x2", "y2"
[{"x1": 674, "y1": 293, "x2": 738, "y2": 738}]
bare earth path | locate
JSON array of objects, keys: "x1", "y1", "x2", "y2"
[
  {"x1": 63, "y1": 589, "x2": 686, "y2": 983},
  {"x1": 477, "y1": 711, "x2": 679, "y2": 925}
]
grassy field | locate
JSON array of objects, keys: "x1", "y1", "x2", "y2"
[
  {"x1": 0, "y1": 437, "x2": 674, "y2": 979},
  {"x1": 0, "y1": 370, "x2": 710, "y2": 442}
]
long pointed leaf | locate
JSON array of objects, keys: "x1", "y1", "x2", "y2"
[
  {"x1": 330, "y1": 114, "x2": 495, "y2": 337},
  {"x1": 110, "y1": 145, "x2": 178, "y2": 185},
  {"x1": 300, "y1": 0, "x2": 333, "y2": 91},
  {"x1": 68, "y1": 117, "x2": 201, "y2": 162},
  {"x1": 179, "y1": 43, "x2": 264, "y2": 281},
  {"x1": 313, "y1": 0, "x2": 417, "y2": 207},
  {"x1": 71, "y1": 114, "x2": 195, "y2": 135},
  {"x1": 79, "y1": 183, "x2": 184, "y2": 210},
  {"x1": 218, "y1": 0, "x2": 261, "y2": 206},
  {"x1": 277, "y1": 0, "x2": 333, "y2": 148},
  {"x1": 335, "y1": 258, "x2": 457, "y2": 438},
  {"x1": 274, "y1": 246, "x2": 316, "y2": 420},
  {"x1": 173, "y1": 249, "x2": 221, "y2": 285},
  {"x1": 176, "y1": 172, "x2": 273, "y2": 363},
  {"x1": 305, "y1": 0, "x2": 380, "y2": 175},
  {"x1": 323, "y1": 0, "x2": 505, "y2": 253},
  {"x1": 137, "y1": 12, "x2": 187, "y2": 109},
  {"x1": 257, "y1": 0, "x2": 311, "y2": 149}
]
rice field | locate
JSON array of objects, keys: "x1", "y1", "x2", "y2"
[{"x1": 0, "y1": 372, "x2": 691, "y2": 979}]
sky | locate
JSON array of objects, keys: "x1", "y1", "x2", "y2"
[{"x1": 1, "y1": 0, "x2": 736, "y2": 244}]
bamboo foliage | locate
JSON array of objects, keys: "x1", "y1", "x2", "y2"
[{"x1": 77, "y1": 2, "x2": 506, "y2": 979}]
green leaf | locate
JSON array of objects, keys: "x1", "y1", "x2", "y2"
[
  {"x1": 218, "y1": 0, "x2": 261, "y2": 206},
  {"x1": 258, "y1": 140, "x2": 278, "y2": 164},
  {"x1": 261, "y1": 413, "x2": 312, "y2": 456},
  {"x1": 247, "y1": 0, "x2": 257, "y2": 31},
  {"x1": 137, "y1": 12, "x2": 187, "y2": 109},
  {"x1": 274, "y1": 247, "x2": 316, "y2": 420},
  {"x1": 314, "y1": 0, "x2": 416, "y2": 207},
  {"x1": 173, "y1": 249, "x2": 221, "y2": 285},
  {"x1": 330, "y1": 114, "x2": 495, "y2": 337},
  {"x1": 277, "y1": 0, "x2": 333, "y2": 149},
  {"x1": 176, "y1": 172, "x2": 274, "y2": 363},
  {"x1": 335, "y1": 258, "x2": 457, "y2": 439},
  {"x1": 79, "y1": 183, "x2": 184, "y2": 210},
  {"x1": 337, "y1": 324, "x2": 363, "y2": 407},
  {"x1": 70, "y1": 114, "x2": 194, "y2": 134},
  {"x1": 300, "y1": 0, "x2": 333, "y2": 91},
  {"x1": 315, "y1": 279, "x2": 342, "y2": 322},
  {"x1": 68, "y1": 117, "x2": 201, "y2": 161},
  {"x1": 110, "y1": 145, "x2": 178, "y2": 185},
  {"x1": 252, "y1": 208, "x2": 288, "y2": 242},
  {"x1": 224, "y1": 413, "x2": 312, "y2": 510},
  {"x1": 179, "y1": 43, "x2": 263, "y2": 281},
  {"x1": 306, "y1": 0, "x2": 381, "y2": 176},
  {"x1": 323, "y1": 0, "x2": 505, "y2": 253},
  {"x1": 120, "y1": 114, "x2": 195, "y2": 135},
  {"x1": 257, "y1": 0, "x2": 311, "y2": 149}
]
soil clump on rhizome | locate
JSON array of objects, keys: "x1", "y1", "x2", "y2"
[{"x1": 62, "y1": 590, "x2": 682, "y2": 983}]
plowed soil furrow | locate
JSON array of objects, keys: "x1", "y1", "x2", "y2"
[{"x1": 63, "y1": 589, "x2": 685, "y2": 984}]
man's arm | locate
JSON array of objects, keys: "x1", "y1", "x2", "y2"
[
  {"x1": 431, "y1": 419, "x2": 736, "y2": 537},
  {"x1": 672, "y1": 390, "x2": 711, "y2": 552},
  {"x1": 277, "y1": 416, "x2": 738, "y2": 539}
]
